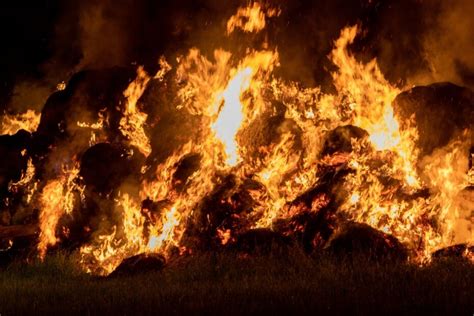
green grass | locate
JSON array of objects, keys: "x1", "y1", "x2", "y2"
[{"x1": 0, "y1": 250, "x2": 473, "y2": 315}]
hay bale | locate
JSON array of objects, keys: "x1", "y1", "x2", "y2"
[
  {"x1": 80, "y1": 143, "x2": 140, "y2": 193},
  {"x1": 109, "y1": 253, "x2": 166, "y2": 277},
  {"x1": 432, "y1": 244, "x2": 474, "y2": 262},
  {"x1": 320, "y1": 125, "x2": 369, "y2": 157},
  {"x1": 393, "y1": 82, "x2": 474, "y2": 156},
  {"x1": 229, "y1": 228, "x2": 292, "y2": 254},
  {"x1": 326, "y1": 222, "x2": 407, "y2": 262}
]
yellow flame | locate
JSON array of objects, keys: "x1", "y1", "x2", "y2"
[
  {"x1": 38, "y1": 162, "x2": 82, "y2": 260},
  {"x1": 212, "y1": 67, "x2": 252, "y2": 166},
  {"x1": 119, "y1": 67, "x2": 152, "y2": 157},
  {"x1": 0, "y1": 110, "x2": 41, "y2": 135},
  {"x1": 227, "y1": 2, "x2": 280, "y2": 34}
]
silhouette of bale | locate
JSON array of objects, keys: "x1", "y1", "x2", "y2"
[
  {"x1": 228, "y1": 228, "x2": 292, "y2": 255},
  {"x1": 432, "y1": 244, "x2": 474, "y2": 263},
  {"x1": 33, "y1": 67, "x2": 135, "y2": 155},
  {"x1": 139, "y1": 77, "x2": 203, "y2": 164},
  {"x1": 192, "y1": 175, "x2": 268, "y2": 249},
  {"x1": 326, "y1": 222, "x2": 407, "y2": 262},
  {"x1": 80, "y1": 143, "x2": 139, "y2": 193},
  {"x1": 0, "y1": 130, "x2": 31, "y2": 203},
  {"x1": 393, "y1": 83, "x2": 474, "y2": 156},
  {"x1": 275, "y1": 189, "x2": 336, "y2": 253},
  {"x1": 238, "y1": 102, "x2": 302, "y2": 162},
  {"x1": 0, "y1": 231, "x2": 37, "y2": 267},
  {"x1": 172, "y1": 153, "x2": 201, "y2": 192},
  {"x1": 320, "y1": 125, "x2": 369, "y2": 157},
  {"x1": 109, "y1": 253, "x2": 166, "y2": 277}
]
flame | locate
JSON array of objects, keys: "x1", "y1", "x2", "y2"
[
  {"x1": 27, "y1": 4, "x2": 474, "y2": 273},
  {"x1": 119, "y1": 66, "x2": 152, "y2": 157},
  {"x1": 227, "y1": 2, "x2": 280, "y2": 34},
  {"x1": 211, "y1": 67, "x2": 252, "y2": 166},
  {"x1": 8, "y1": 158, "x2": 38, "y2": 204},
  {"x1": 0, "y1": 110, "x2": 41, "y2": 135},
  {"x1": 38, "y1": 161, "x2": 82, "y2": 259},
  {"x1": 77, "y1": 110, "x2": 107, "y2": 147}
]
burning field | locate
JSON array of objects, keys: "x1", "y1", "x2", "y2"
[{"x1": 0, "y1": 0, "x2": 473, "y2": 314}]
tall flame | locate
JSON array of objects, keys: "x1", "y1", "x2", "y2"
[
  {"x1": 212, "y1": 67, "x2": 252, "y2": 166},
  {"x1": 38, "y1": 161, "x2": 82, "y2": 259}
]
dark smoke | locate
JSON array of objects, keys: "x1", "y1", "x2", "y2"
[{"x1": 1, "y1": 0, "x2": 473, "y2": 114}]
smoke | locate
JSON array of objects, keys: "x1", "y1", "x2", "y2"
[
  {"x1": 4, "y1": 0, "x2": 474, "y2": 116},
  {"x1": 419, "y1": 0, "x2": 474, "y2": 89}
]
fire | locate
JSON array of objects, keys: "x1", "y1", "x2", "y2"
[
  {"x1": 38, "y1": 161, "x2": 82, "y2": 259},
  {"x1": 8, "y1": 3, "x2": 469, "y2": 274},
  {"x1": 226, "y1": 2, "x2": 280, "y2": 34},
  {"x1": 119, "y1": 66, "x2": 152, "y2": 157},
  {"x1": 0, "y1": 110, "x2": 41, "y2": 135},
  {"x1": 77, "y1": 110, "x2": 107, "y2": 147},
  {"x1": 38, "y1": 180, "x2": 64, "y2": 259},
  {"x1": 212, "y1": 67, "x2": 252, "y2": 166}
]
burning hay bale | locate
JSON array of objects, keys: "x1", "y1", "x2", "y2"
[
  {"x1": 80, "y1": 143, "x2": 142, "y2": 194},
  {"x1": 320, "y1": 125, "x2": 369, "y2": 157},
  {"x1": 34, "y1": 67, "x2": 136, "y2": 153},
  {"x1": 237, "y1": 103, "x2": 303, "y2": 163},
  {"x1": 431, "y1": 243, "x2": 474, "y2": 262},
  {"x1": 0, "y1": 224, "x2": 39, "y2": 266},
  {"x1": 187, "y1": 175, "x2": 270, "y2": 249},
  {"x1": 275, "y1": 189, "x2": 337, "y2": 253},
  {"x1": 0, "y1": 130, "x2": 31, "y2": 196},
  {"x1": 393, "y1": 82, "x2": 474, "y2": 156},
  {"x1": 109, "y1": 253, "x2": 166, "y2": 277},
  {"x1": 325, "y1": 222, "x2": 408, "y2": 262},
  {"x1": 172, "y1": 153, "x2": 202, "y2": 192},
  {"x1": 139, "y1": 77, "x2": 203, "y2": 164},
  {"x1": 227, "y1": 228, "x2": 292, "y2": 255}
]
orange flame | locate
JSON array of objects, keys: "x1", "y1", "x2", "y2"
[{"x1": 0, "y1": 110, "x2": 41, "y2": 135}]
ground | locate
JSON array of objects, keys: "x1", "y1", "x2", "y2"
[{"x1": 0, "y1": 250, "x2": 473, "y2": 315}]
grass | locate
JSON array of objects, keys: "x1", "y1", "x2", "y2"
[{"x1": 0, "y1": 250, "x2": 473, "y2": 315}]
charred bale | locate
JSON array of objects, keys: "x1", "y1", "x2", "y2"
[
  {"x1": 172, "y1": 153, "x2": 201, "y2": 192},
  {"x1": 276, "y1": 190, "x2": 336, "y2": 253},
  {"x1": 393, "y1": 82, "x2": 474, "y2": 156},
  {"x1": 80, "y1": 143, "x2": 141, "y2": 194},
  {"x1": 238, "y1": 102, "x2": 302, "y2": 162},
  {"x1": 140, "y1": 77, "x2": 203, "y2": 165},
  {"x1": 326, "y1": 222, "x2": 408, "y2": 262},
  {"x1": 109, "y1": 253, "x2": 166, "y2": 277},
  {"x1": 0, "y1": 130, "x2": 31, "y2": 209},
  {"x1": 34, "y1": 67, "x2": 135, "y2": 154},
  {"x1": 0, "y1": 130, "x2": 31, "y2": 189},
  {"x1": 228, "y1": 228, "x2": 292, "y2": 255},
  {"x1": 320, "y1": 125, "x2": 369, "y2": 157},
  {"x1": 190, "y1": 175, "x2": 268, "y2": 249},
  {"x1": 432, "y1": 244, "x2": 474, "y2": 263},
  {"x1": 0, "y1": 224, "x2": 38, "y2": 267}
]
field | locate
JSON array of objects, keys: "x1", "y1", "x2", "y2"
[{"x1": 0, "y1": 250, "x2": 473, "y2": 315}]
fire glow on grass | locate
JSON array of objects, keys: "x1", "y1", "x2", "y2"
[{"x1": 9, "y1": 2, "x2": 470, "y2": 275}]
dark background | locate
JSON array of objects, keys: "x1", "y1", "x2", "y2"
[{"x1": 0, "y1": 0, "x2": 472, "y2": 113}]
